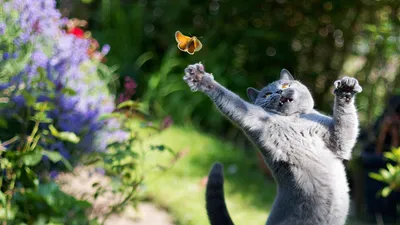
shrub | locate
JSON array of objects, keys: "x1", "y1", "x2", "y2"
[
  {"x1": 369, "y1": 147, "x2": 400, "y2": 197},
  {"x1": 0, "y1": 0, "x2": 126, "y2": 172},
  {"x1": 0, "y1": 1, "x2": 174, "y2": 224},
  {"x1": 0, "y1": 0, "x2": 127, "y2": 223}
]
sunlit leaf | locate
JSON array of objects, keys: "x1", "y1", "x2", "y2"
[
  {"x1": 48, "y1": 125, "x2": 80, "y2": 144},
  {"x1": 117, "y1": 100, "x2": 140, "y2": 109},
  {"x1": 22, "y1": 151, "x2": 42, "y2": 166},
  {"x1": 381, "y1": 187, "x2": 392, "y2": 197},
  {"x1": 369, "y1": 172, "x2": 385, "y2": 182},
  {"x1": 42, "y1": 150, "x2": 62, "y2": 163},
  {"x1": 386, "y1": 163, "x2": 395, "y2": 175}
]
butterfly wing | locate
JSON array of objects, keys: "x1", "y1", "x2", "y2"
[
  {"x1": 186, "y1": 37, "x2": 202, "y2": 55},
  {"x1": 193, "y1": 37, "x2": 203, "y2": 52},
  {"x1": 175, "y1": 31, "x2": 191, "y2": 51},
  {"x1": 186, "y1": 40, "x2": 196, "y2": 55}
]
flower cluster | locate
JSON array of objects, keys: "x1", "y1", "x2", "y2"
[
  {"x1": 0, "y1": 0, "x2": 128, "y2": 168},
  {"x1": 118, "y1": 76, "x2": 137, "y2": 104},
  {"x1": 64, "y1": 18, "x2": 110, "y2": 62}
]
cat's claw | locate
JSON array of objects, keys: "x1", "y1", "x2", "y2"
[
  {"x1": 183, "y1": 63, "x2": 214, "y2": 92},
  {"x1": 334, "y1": 77, "x2": 362, "y2": 94}
]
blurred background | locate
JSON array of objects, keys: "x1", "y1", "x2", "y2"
[{"x1": 0, "y1": 0, "x2": 399, "y2": 224}]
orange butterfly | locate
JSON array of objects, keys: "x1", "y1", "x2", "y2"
[{"x1": 175, "y1": 31, "x2": 203, "y2": 55}]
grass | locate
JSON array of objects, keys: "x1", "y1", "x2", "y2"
[
  {"x1": 136, "y1": 124, "x2": 367, "y2": 225},
  {"x1": 138, "y1": 125, "x2": 276, "y2": 225}
]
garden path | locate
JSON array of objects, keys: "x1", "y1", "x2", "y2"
[{"x1": 56, "y1": 166, "x2": 175, "y2": 225}]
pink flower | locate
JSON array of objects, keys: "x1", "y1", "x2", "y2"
[
  {"x1": 117, "y1": 76, "x2": 137, "y2": 104},
  {"x1": 160, "y1": 116, "x2": 173, "y2": 130}
]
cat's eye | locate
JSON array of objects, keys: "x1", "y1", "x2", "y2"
[
  {"x1": 265, "y1": 93, "x2": 271, "y2": 98},
  {"x1": 282, "y1": 83, "x2": 290, "y2": 89}
]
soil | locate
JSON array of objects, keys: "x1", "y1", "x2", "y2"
[{"x1": 56, "y1": 166, "x2": 175, "y2": 225}]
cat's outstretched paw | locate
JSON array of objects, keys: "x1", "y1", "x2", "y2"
[
  {"x1": 183, "y1": 63, "x2": 214, "y2": 92},
  {"x1": 334, "y1": 77, "x2": 362, "y2": 94},
  {"x1": 333, "y1": 77, "x2": 362, "y2": 102}
]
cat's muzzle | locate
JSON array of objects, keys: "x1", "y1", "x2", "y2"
[{"x1": 279, "y1": 96, "x2": 293, "y2": 106}]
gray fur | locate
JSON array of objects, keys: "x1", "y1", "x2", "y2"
[{"x1": 183, "y1": 63, "x2": 362, "y2": 225}]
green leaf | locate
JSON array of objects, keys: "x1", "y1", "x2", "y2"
[
  {"x1": 57, "y1": 132, "x2": 80, "y2": 144},
  {"x1": 380, "y1": 169, "x2": 391, "y2": 181},
  {"x1": 31, "y1": 111, "x2": 52, "y2": 123},
  {"x1": 61, "y1": 87, "x2": 77, "y2": 96},
  {"x1": 37, "y1": 67, "x2": 46, "y2": 78},
  {"x1": 117, "y1": 100, "x2": 140, "y2": 109},
  {"x1": 33, "y1": 102, "x2": 55, "y2": 111},
  {"x1": 0, "y1": 118, "x2": 8, "y2": 129},
  {"x1": 381, "y1": 187, "x2": 392, "y2": 197},
  {"x1": 42, "y1": 150, "x2": 73, "y2": 171},
  {"x1": 42, "y1": 150, "x2": 62, "y2": 163},
  {"x1": 151, "y1": 145, "x2": 165, "y2": 151},
  {"x1": 22, "y1": 151, "x2": 43, "y2": 166},
  {"x1": 386, "y1": 163, "x2": 395, "y2": 175},
  {"x1": 369, "y1": 172, "x2": 384, "y2": 182},
  {"x1": 21, "y1": 90, "x2": 37, "y2": 107},
  {"x1": 0, "y1": 191, "x2": 6, "y2": 207},
  {"x1": 98, "y1": 112, "x2": 123, "y2": 121},
  {"x1": 48, "y1": 125, "x2": 80, "y2": 144},
  {"x1": 134, "y1": 51, "x2": 154, "y2": 69},
  {"x1": 48, "y1": 124, "x2": 60, "y2": 136}
]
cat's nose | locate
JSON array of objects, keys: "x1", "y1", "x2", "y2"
[{"x1": 276, "y1": 90, "x2": 283, "y2": 94}]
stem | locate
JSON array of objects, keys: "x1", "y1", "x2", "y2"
[
  {"x1": 29, "y1": 134, "x2": 41, "y2": 151},
  {"x1": 24, "y1": 121, "x2": 40, "y2": 151},
  {"x1": 101, "y1": 178, "x2": 143, "y2": 225},
  {"x1": 4, "y1": 196, "x2": 8, "y2": 225},
  {"x1": 0, "y1": 136, "x2": 19, "y2": 149}
]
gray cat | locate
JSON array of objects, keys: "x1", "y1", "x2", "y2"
[{"x1": 182, "y1": 63, "x2": 362, "y2": 225}]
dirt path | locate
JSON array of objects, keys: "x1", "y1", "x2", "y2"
[{"x1": 56, "y1": 166, "x2": 174, "y2": 225}]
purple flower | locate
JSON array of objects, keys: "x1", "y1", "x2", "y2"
[
  {"x1": 1, "y1": 0, "x2": 122, "y2": 172},
  {"x1": 101, "y1": 44, "x2": 110, "y2": 55},
  {"x1": 0, "y1": 22, "x2": 6, "y2": 35},
  {"x1": 49, "y1": 170, "x2": 59, "y2": 179},
  {"x1": 3, "y1": 52, "x2": 10, "y2": 60},
  {"x1": 95, "y1": 167, "x2": 105, "y2": 175},
  {"x1": 0, "y1": 83, "x2": 10, "y2": 91},
  {"x1": 11, "y1": 95, "x2": 26, "y2": 107}
]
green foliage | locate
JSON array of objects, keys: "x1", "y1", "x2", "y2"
[
  {"x1": 66, "y1": 0, "x2": 400, "y2": 139},
  {"x1": 0, "y1": 6, "x2": 32, "y2": 83},
  {"x1": 82, "y1": 100, "x2": 175, "y2": 224},
  {"x1": 6, "y1": 182, "x2": 96, "y2": 225},
  {"x1": 139, "y1": 125, "x2": 274, "y2": 225},
  {"x1": 0, "y1": 73, "x2": 173, "y2": 224},
  {"x1": 369, "y1": 147, "x2": 400, "y2": 197},
  {"x1": 0, "y1": 71, "x2": 91, "y2": 224}
]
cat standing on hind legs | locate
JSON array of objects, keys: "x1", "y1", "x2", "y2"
[{"x1": 183, "y1": 63, "x2": 362, "y2": 225}]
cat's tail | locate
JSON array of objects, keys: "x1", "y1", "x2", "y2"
[{"x1": 205, "y1": 162, "x2": 235, "y2": 225}]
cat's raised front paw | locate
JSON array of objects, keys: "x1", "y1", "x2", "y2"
[
  {"x1": 334, "y1": 77, "x2": 362, "y2": 95},
  {"x1": 183, "y1": 63, "x2": 214, "y2": 92}
]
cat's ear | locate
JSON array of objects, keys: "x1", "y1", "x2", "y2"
[
  {"x1": 280, "y1": 69, "x2": 294, "y2": 80},
  {"x1": 247, "y1": 87, "x2": 260, "y2": 103}
]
